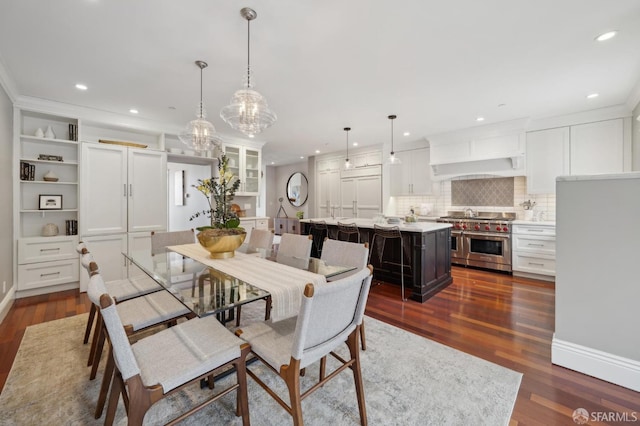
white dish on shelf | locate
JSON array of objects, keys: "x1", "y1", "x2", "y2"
[
  {"x1": 183, "y1": 150, "x2": 195, "y2": 156},
  {"x1": 168, "y1": 148, "x2": 182, "y2": 154}
]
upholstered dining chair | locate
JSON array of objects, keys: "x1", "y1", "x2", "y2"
[
  {"x1": 236, "y1": 265, "x2": 373, "y2": 426},
  {"x1": 320, "y1": 238, "x2": 371, "y2": 350},
  {"x1": 238, "y1": 228, "x2": 274, "y2": 256},
  {"x1": 80, "y1": 251, "x2": 194, "y2": 385},
  {"x1": 88, "y1": 274, "x2": 251, "y2": 426},
  {"x1": 76, "y1": 243, "x2": 164, "y2": 345},
  {"x1": 150, "y1": 229, "x2": 195, "y2": 254},
  {"x1": 276, "y1": 233, "x2": 313, "y2": 270}
]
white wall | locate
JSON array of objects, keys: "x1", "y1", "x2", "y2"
[
  {"x1": 0, "y1": 82, "x2": 14, "y2": 319},
  {"x1": 167, "y1": 162, "x2": 212, "y2": 231},
  {"x1": 269, "y1": 162, "x2": 309, "y2": 220},
  {"x1": 633, "y1": 101, "x2": 640, "y2": 171}
]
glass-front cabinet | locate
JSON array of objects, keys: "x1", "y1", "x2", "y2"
[{"x1": 223, "y1": 144, "x2": 261, "y2": 195}]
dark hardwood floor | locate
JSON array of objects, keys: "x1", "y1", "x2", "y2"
[{"x1": 1, "y1": 267, "x2": 638, "y2": 425}]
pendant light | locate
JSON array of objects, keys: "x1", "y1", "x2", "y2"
[
  {"x1": 178, "y1": 60, "x2": 220, "y2": 154},
  {"x1": 386, "y1": 114, "x2": 402, "y2": 165},
  {"x1": 220, "y1": 7, "x2": 277, "y2": 137},
  {"x1": 344, "y1": 127, "x2": 352, "y2": 170}
]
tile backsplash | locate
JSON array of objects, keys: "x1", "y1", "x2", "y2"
[
  {"x1": 451, "y1": 177, "x2": 513, "y2": 206},
  {"x1": 394, "y1": 175, "x2": 556, "y2": 221}
]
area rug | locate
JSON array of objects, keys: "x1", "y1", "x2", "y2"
[{"x1": 0, "y1": 310, "x2": 521, "y2": 425}]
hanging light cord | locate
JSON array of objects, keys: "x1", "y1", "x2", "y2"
[
  {"x1": 345, "y1": 127, "x2": 350, "y2": 161},
  {"x1": 246, "y1": 16, "x2": 251, "y2": 89},
  {"x1": 390, "y1": 115, "x2": 395, "y2": 155},
  {"x1": 199, "y1": 65, "x2": 204, "y2": 117}
]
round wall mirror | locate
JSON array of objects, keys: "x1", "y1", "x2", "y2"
[{"x1": 286, "y1": 172, "x2": 308, "y2": 207}]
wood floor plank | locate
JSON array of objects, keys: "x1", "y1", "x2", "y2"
[{"x1": 0, "y1": 266, "x2": 638, "y2": 426}]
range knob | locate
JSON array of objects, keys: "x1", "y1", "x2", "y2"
[
  {"x1": 502, "y1": 226, "x2": 509, "y2": 232},
  {"x1": 474, "y1": 224, "x2": 480, "y2": 231},
  {"x1": 495, "y1": 225, "x2": 501, "y2": 232},
  {"x1": 455, "y1": 223, "x2": 461, "y2": 229},
  {"x1": 462, "y1": 224, "x2": 467, "y2": 230},
  {"x1": 485, "y1": 225, "x2": 490, "y2": 231}
]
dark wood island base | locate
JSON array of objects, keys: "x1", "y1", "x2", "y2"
[{"x1": 301, "y1": 220, "x2": 453, "y2": 302}]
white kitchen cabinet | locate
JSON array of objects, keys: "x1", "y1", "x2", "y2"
[
  {"x1": 240, "y1": 217, "x2": 269, "y2": 240},
  {"x1": 316, "y1": 158, "x2": 341, "y2": 219},
  {"x1": 570, "y1": 119, "x2": 624, "y2": 175},
  {"x1": 81, "y1": 143, "x2": 167, "y2": 235},
  {"x1": 389, "y1": 147, "x2": 435, "y2": 195},
  {"x1": 340, "y1": 166, "x2": 382, "y2": 219},
  {"x1": 79, "y1": 234, "x2": 128, "y2": 291},
  {"x1": 526, "y1": 127, "x2": 570, "y2": 194},
  {"x1": 223, "y1": 144, "x2": 261, "y2": 195},
  {"x1": 512, "y1": 223, "x2": 556, "y2": 280},
  {"x1": 351, "y1": 150, "x2": 382, "y2": 168}
]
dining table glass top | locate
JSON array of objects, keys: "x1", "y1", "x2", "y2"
[{"x1": 124, "y1": 248, "x2": 357, "y2": 319}]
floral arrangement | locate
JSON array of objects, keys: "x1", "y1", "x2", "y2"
[{"x1": 190, "y1": 154, "x2": 243, "y2": 232}]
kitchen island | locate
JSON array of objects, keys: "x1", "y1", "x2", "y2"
[{"x1": 300, "y1": 218, "x2": 452, "y2": 302}]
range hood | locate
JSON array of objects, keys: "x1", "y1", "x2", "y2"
[{"x1": 426, "y1": 119, "x2": 527, "y2": 180}]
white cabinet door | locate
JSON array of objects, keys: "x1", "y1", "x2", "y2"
[
  {"x1": 355, "y1": 175, "x2": 382, "y2": 219},
  {"x1": 128, "y1": 149, "x2": 167, "y2": 233},
  {"x1": 240, "y1": 219, "x2": 256, "y2": 241},
  {"x1": 317, "y1": 168, "x2": 340, "y2": 218},
  {"x1": 340, "y1": 177, "x2": 357, "y2": 217},
  {"x1": 389, "y1": 148, "x2": 433, "y2": 196},
  {"x1": 223, "y1": 144, "x2": 261, "y2": 195},
  {"x1": 81, "y1": 143, "x2": 128, "y2": 235},
  {"x1": 79, "y1": 234, "x2": 127, "y2": 291},
  {"x1": 389, "y1": 151, "x2": 413, "y2": 196},
  {"x1": 526, "y1": 127, "x2": 570, "y2": 194},
  {"x1": 570, "y1": 119, "x2": 624, "y2": 175}
]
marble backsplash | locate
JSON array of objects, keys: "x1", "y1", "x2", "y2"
[{"x1": 393, "y1": 175, "x2": 556, "y2": 221}]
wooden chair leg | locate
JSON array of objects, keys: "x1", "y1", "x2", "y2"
[
  {"x1": 236, "y1": 305, "x2": 242, "y2": 327},
  {"x1": 265, "y1": 296, "x2": 272, "y2": 321},
  {"x1": 235, "y1": 345, "x2": 251, "y2": 425},
  {"x1": 319, "y1": 356, "x2": 327, "y2": 381},
  {"x1": 281, "y1": 358, "x2": 303, "y2": 426},
  {"x1": 104, "y1": 370, "x2": 122, "y2": 426},
  {"x1": 360, "y1": 320, "x2": 367, "y2": 351},
  {"x1": 83, "y1": 304, "x2": 96, "y2": 344},
  {"x1": 88, "y1": 312, "x2": 102, "y2": 366},
  {"x1": 90, "y1": 325, "x2": 105, "y2": 380},
  {"x1": 347, "y1": 329, "x2": 368, "y2": 426},
  {"x1": 95, "y1": 345, "x2": 115, "y2": 419}
]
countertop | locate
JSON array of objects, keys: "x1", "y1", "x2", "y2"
[
  {"x1": 301, "y1": 218, "x2": 452, "y2": 233},
  {"x1": 512, "y1": 220, "x2": 556, "y2": 226}
]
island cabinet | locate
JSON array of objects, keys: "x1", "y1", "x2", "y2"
[{"x1": 301, "y1": 219, "x2": 452, "y2": 302}]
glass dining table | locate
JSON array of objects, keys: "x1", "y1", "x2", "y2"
[{"x1": 123, "y1": 247, "x2": 357, "y2": 323}]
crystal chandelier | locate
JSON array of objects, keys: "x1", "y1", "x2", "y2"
[
  {"x1": 386, "y1": 114, "x2": 402, "y2": 165},
  {"x1": 220, "y1": 7, "x2": 277, "y2": 137},
  {"x1": 178, "y1": 60, "x2": 221, "y2": 154},
  {"x1": 344, "y1": 127, "x2": 352, "y2": 170}
]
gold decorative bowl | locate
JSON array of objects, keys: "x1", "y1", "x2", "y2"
[{"x1": 197, "y1": 229, "x2": 246, "y2": 259}]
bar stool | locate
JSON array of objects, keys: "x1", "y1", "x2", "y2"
[
  {"x1": 337, "y1": 221, "x2": 360, "y2": 243},
  {"x1": 308, "y1": 220, "x2": 328, "y2": 257},
  {"x1": 369, "y1": 224, "x2": 409, "y2": 301}
]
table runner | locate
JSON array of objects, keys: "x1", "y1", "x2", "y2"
[{"x1": 168, "y1": 243, "x2": 326, "y2": 322}]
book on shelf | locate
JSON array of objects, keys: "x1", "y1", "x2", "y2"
[
  {"x1": 21, "y1": 162, "x2": 35, "y2": 180},
  {"x1": 68, "y1": 124, "x2": 78, "y2": 142},
  {"x1": 65, "y1": 219, "x2": 78, "y2": 235}
]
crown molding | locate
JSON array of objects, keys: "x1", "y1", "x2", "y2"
[{"x1": 0, "y1": 54, "x2": 18, "y2": 103}]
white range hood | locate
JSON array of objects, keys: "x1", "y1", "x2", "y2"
[{"x1": 426, "y1": 119, "x2": 527, "y2": 180}]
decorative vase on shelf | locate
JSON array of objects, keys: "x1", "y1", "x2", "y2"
[
  {"x1": 35, "y1": 128, "x2": 44, "y2": 138},
  {"x1": 43, "y1": 170, "x2": 59, "y2": 182},
  {"x1": 42, "y1": 223, "x2": 59, "y2": 237},
  {"x1": 44, "y1": 126, "x2": 56, "y2": 139}
]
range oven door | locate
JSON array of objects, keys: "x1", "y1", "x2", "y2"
[
  {"x1": 464, "y1": 232, "x2": 512, "y2": 272},
  {"x1": 450, "y1": 230, "x2": 465, "y2": 265}
]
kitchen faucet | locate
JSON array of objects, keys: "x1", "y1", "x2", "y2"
[{"x1": 464, "y1": 207, "x2": 476, "y2": 218}]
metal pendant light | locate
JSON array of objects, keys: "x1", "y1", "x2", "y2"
[
  {"x1": 220, "y1": 7, "x2": 277, "y2": 137},
  {"x1": 178, "y1": 60, "x2": 220, "y2": 154},
  {"x1": 344, "y1": 127, "x2": 352, "y2": 170},
  {"x1": 386, "y1": 114, "x2": 402, "y2": 165}
]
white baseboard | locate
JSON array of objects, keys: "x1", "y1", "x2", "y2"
[
  {"x1": 0, "y1": 286, "x2": 16, "y2": 325},
  {"x1": 552, "y1": 335, "x2": 640, "y2": 392}
]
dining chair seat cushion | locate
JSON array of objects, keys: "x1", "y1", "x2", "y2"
[
  {"x1": 238, "y1": 317, "x2": 298, "y2": 369},
  {"x1": 105, "y1": 276, "x2": 163, "y2": 303},
  {"x1": 116, "y1": 291, "x2": 191, "y2": 332},
  {"x1": 132, "y1": 316, "x2": 242, "y2": 393}
]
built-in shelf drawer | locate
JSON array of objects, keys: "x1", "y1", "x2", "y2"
[
  {"x1": 17, "y1": 258, "x2": 80, "y2": 291},
  {"x1": 513, "y1": 234, "x2": 556, "y2": 255},
  {"x1": 18, "y1": 236, "x2": 79, "y2": 265},
  {"x1": 256, "y1": 218, "x2": 268, "y2": 229},
  {"x1": 512, "y1": 224, "x2": 556, "y2": 237},
  {"x1": 512, "y1": 253, "x2": 556, "y2": 276}
]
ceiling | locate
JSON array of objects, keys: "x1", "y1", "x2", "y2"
[{"x1": 1, "y1": 0, "x2": 640, "y2": 165}]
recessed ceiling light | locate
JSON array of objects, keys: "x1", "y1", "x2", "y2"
[
  {"x1": 249, "y1": 135, "x2": 255, "y2": 138},
  {"x1": 595, "y1": 31, "x2": 617, "y2": 42},
  {"x1": 353, "y1": 142, "x2": 358, "y2": 147},
  {"x1": 271, "y1": 161, "x2": 275, "y2": 165},
  {"x1": 315, "y1": 150, "x2": 320, "y2": 154},
  {"x1": 403, "y1": 132, "x2": 410, "y2": 137},
  {"x1": 300, "y1": 156, "x2": 304, "y2": 159},
  {"x1": 75, "y1": 83, "x2": 87, "y2": 91},
  {"x1": 129, "y1": 109, "x2": 139, "y2": 114},
  {"x1": 586, "y1": 93, "x2": 599, "y2": 99},
  {"x1": 476, "y1": 117, "x2": 485, "y2": 122}
]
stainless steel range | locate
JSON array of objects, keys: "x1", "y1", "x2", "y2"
[{"x1": 437, "y1": 210, "x2": 516, "y2": 272}]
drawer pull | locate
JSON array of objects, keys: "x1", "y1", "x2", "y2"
[
  {"x1": 40, "y1": 272, "x2": 61, "y2": 277},
  {"x1": 528, "y1": 229, "x2": 544, "y2": 232},
  {"x1": 40, "y1": 248, "x2": 61, "y2": 252},
  {"x1": 527, "y1": 243, "x2": 544, "y2": 247},
  {"x1": 527, "y1": 262, "x2": 545, "y2": 267}
]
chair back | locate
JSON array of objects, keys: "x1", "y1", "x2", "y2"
[
  {"x1": 247, "y1": 228, "x2": 274, "y2": 251},
  {"x1": 150, "y1": 229, "x2": 195, "y2": 255},
  {"x1": 80, "y1": 252, "x2": 97, "y2": 275},
  {"x1": 89, "y1": 273, "x2": 142, "y2": 382},
  {"x1": 76, "y1": 241, "x2": 87, "y2": 254},
  {"x1": 320, "y1": 239, "x2": 369, "y2": 275},
  {"x1": 337, "y1": 222, "x2": 360, "y2": 243},
  {"x1": 291, "y1": 266, "x2": 372, "y2": 366},
  {"x1": 276, "y1": 233, "x2": 313, "y2": 269},
  {"x1": 309, "y1": 220, "x2": 328, "y2": 257}
]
